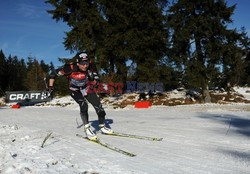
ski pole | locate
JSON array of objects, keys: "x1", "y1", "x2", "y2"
[{"x1": 43, "y1": 77, "x2": 48, "y2": 90}]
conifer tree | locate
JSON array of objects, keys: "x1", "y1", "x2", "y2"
[
  {"x1": 0, "y1": 50, "x2": 6, "y2": 95},
  {"x1": 122, "y1": 0, "x2": 168, "y2": 83},
  {"x1": 25, "y1": 59, "x2": 46, "y2": 90},
  {"x1": 17, "y1": 59, "x2": 28, "y2": 90},
  {"x1": 7, "y1": 56, "x2": 25, "y2": 91},
  {"x1": 221, "y1": 29, "x2": 250, "y2": 88},
  {"x1": 168, "y1": 0, "x2": 249, "y2": 98},
  {"x1": 46, "y1": 0, "x2": 168, "y2": 87},
  {"x1": 244, "y1": 52, "x2": 250, "y2": 86},
  {"x1": 46, "y1": 0, "x2": 105, "y2": 56}
]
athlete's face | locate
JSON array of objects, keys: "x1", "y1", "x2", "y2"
[{"x1": 77, "y1": 63, "x2": 89, "y2": 71}]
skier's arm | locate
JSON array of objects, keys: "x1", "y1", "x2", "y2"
[
  {"x1": 49, "y1": 78, "x2": 55, "y2": 87},
  {"x1": 48, "y1": 64, "x2": 73, "y2": 88}
]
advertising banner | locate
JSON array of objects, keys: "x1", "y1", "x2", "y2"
[{"x1": 5, "y1": 91, "x2": 50, "y2": 103}]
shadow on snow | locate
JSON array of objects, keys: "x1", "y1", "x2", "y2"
[
  {"x1": 198, "y1": 113, "x2": 250, "y2": 138},
  {"x1": 198, "y1": 113, "x2": 250, "y2": 161},
  {"x1": 76, "y1": 118, "x2": 114, "y2": 132}
]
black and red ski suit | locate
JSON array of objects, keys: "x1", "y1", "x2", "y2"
[{"x1": 49, "y1": 62, "x2": 106, "y2": 125}]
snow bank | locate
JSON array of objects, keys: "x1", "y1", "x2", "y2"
[{"x1": 234, "y1": 87, "x2": 250, "y2": 100}]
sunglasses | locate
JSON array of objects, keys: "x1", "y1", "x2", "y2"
[{"x1": 79, "y1": 61, "x2": 89, "y2": 66}]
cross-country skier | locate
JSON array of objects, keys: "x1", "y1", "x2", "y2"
[{"x1": 48, "y1": 52, "x2": 113, "y2": 140}]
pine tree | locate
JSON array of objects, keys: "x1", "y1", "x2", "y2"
[
  {"x1": 46, "y1": 0, "x2": 105, "y2": 56},
  {"x1": 24, "y1": 59, "x2": 46, "y2": 90},
  {"x1": 244, "y1": 52, "x2": 250, "y2": 86},
  {"x1": 40, "y1": 60, "x2": 49, "y2": 75},
  {"x1": 6, "y1": 56, "x2": 24, "y2": 91},
  {"x1": 123, "y1": 0, "x2": 168, "y2": 84},
  {"x1": 221, "y1": 29, "x2": 250, "y2": 88},
  {"x1": 17, "y1": 59, "x2": 28, "y2": 91},
  {"x1": 0, "y1": 50, "x2": 6, "y2": 95},
  {"x1": 0, "y1": 52, "x2": 28, "y2": 92},
  {"x1": 168, "y1": 0, "x2": 249, "y2": 99}
]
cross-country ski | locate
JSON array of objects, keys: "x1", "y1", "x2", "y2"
[
  {"x1": 76, "y1": 134, "x2": 136, "y2": 157},
  {"x1": 102, "y1": 131, "x2": 163, "y2": 141}
]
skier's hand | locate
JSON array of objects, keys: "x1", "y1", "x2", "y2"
[{"x1": 47, "y1": 86, "x2": 54, "y2": 99}]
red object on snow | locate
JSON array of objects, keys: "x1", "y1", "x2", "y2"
[
  {"x1": 134, "y1": 101, "x2": 152, "y2": 108},
  {"x1": 11, "y1": 104, "x2": 21, "y2": 109}
]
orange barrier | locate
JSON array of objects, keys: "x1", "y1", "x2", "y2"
[
  {"x1": 11, "y1": 104, "x2": 21, "y2": 109},
  {"x1": 134, "y1": 101, "x2": 151, "y2": 108}
]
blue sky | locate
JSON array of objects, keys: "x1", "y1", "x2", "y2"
[
  {"x1": 0, "y1": 0, "x2": 250, "y2": 66},
  {"x1": 0, "y1": 0, "x2": 73, "y2": 66},
  {"x1": 227, "y1": 0, "x2": 250, "y2": 33}
]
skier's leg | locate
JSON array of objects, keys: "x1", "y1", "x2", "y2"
[
  {"x1": 85, "y1": 93, "x2": 106, "y2": 125},
  {"x1": 71, "y1": 90, "x2": 97, "y2": 140},
  {"x1": 70, "y1": 90, "x2": 89, "y2": 125},
  {"x1": 85, "y1": 93, "x2": 113, "y2": 134}
]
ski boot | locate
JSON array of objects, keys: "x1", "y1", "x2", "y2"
[
  {"x1": 99, "y1": 124, "x2": 114, "y2": 135},
  {"x1": 84, "y1": 124, "x2": 97, "y2": 141}
]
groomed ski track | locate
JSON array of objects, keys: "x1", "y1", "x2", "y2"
[{"x1": 0, "y1": 104, "x2": 250, "y2": 173}]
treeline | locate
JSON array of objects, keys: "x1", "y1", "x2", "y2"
[
  {"x1": 0, "y1": 50, "x2": 68, "y2": 97},
  {"x1": 1, "y1": 0, "x2": 250, "y2": 98}
]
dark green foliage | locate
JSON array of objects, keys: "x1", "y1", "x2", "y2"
[
  {"x1": 0, "y1": 51, "x2": 27, "y2": 94},
  {"x1": 53, "y1": 75, "x2": 69, "y2": 96},
  {"x1": 242, "y1": 52, "x2": 250, "y2": 86},
  {"x1": 0, "y1": 50, "x2": 51, "y2": 95},
  {"x1": 168, "y1": 0, "x2": 250, "y2": 91},
  {"x1": 40, "y1": 60, "x2": 50, "y2": 74},
  {"x1": 24, "y1": 58, "x2": 47, "y2": 90},
  {"x1": 0, "y1": 50, "x2": 7, "y2": 95},
  {"x1": 222, "y1": 29, "x2": 250, "y2": 88},
  {"x1": 46, "y1": 0, "x2": 168, "y2": 87},
  {"x1": 46, "y1": 0, "x2": 105, "y2": 55}
]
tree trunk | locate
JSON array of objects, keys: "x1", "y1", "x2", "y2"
[{"x1": 203, "y1": 85, "x2": 211, "y2": 103}]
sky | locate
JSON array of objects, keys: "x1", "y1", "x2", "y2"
[
  {"x1": 0, "y1": 0, "x2": 73, "y2": 66},
  {"x1": 0, "y1": 0, "x2": 250, "y2": 67}
]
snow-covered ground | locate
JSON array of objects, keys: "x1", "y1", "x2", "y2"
[
  {"x1": 234, "y1": 87, "x2": 250, "y2": 100},
  {"x1": 1, "y1": 102, "x2": 250, "y2": 174}
]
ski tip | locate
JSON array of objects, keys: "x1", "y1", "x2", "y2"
[
  {"x1": 155, "y1": 138, "x2": 163, "y2": 141},
  {"x1": 123, "y1": 152, "x2": 136, "y2": 157}
]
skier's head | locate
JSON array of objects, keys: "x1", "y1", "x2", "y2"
[
  {"x1": 76, "y1": 52, "x2": 89, "y2": 71},
  {"x1": 76, "y1": 52, "x2": 89, "y2": 65}
]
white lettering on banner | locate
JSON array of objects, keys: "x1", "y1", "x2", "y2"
[
  {"x1": 41, "y1": 92, "x2": 47, "y2": 100},
  {"x1": 30, "y1": 93, "x2": 40, "y2": 99},
  {"x1": 17, "y1": 94, "x2": 23, "y2": 100},
  {"x1": 23, "y1": 93, "x2": 29, "y2": 100},
  {"x1": 34, "y1": 93, "x2": 40, "y2": 99},
  {"x1": 10, "y1": 94, "x2": 17, "y2": 100},
  {"x1": 30, "y1": 93, "x2": 35, "y2": 99},
  {"x1": 8, "y1": 92, "x2": 48, "y2": 101}
]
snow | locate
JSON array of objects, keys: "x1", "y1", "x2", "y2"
[
  {"x1": 1, "y1": 102, "x2": 250, "y2": 173},
  {"x1": 166, "y1": 89, "x2": 186, "y2": 99},
  {"x1": 234, "y1": 87, "x2": 250, "y2": 100}
]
